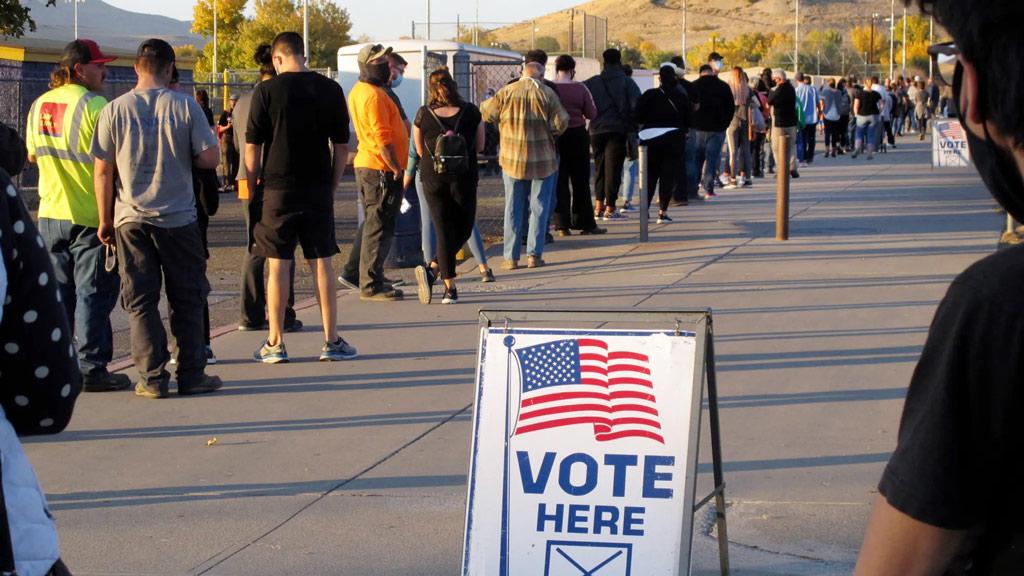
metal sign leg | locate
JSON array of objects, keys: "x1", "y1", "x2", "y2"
[{"x1": 704, "y1": 324, "x2": 730, "y2": 575}]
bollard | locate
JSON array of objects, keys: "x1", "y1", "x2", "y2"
[
  {"x1": 638, "y1": 144, "x2": 649, "y2": 243},
  {"x1": 775, "y1": 132, "x2": 791, "y2": 241}
]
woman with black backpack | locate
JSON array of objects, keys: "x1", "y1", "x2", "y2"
[
  {"x1": 634, "y1": 65, "x2": 691, "y2": 223},
  {"x1": 412, "y1": 68, "x2": 484, "y2": 305}
]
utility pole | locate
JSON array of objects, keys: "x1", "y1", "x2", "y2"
[
  {"x1": 816, "y1": 47, "x2": 820, "y2": 76},
  {"x1": 568, "y1": 9, "x2": 574, "y2": 56},
  {"x1": 474, "y1": 0, "x2": 479, "y2": 45},
  {"x1": 426, "y1": 0, "x2": 431, "y2": 41},
  {"x1": 889, "y1": 0, "x2": 895, "y2": 80},
  {"x1": 531, "y1": 20, "x2": 536, "y2": 50},
  {"x1": 682, "y1": 0, "x2": 687, "y2": 64},
  {"x1": 794, "y1": 0, "x2": 800, "y2": 75},
  {"x1": 302, "y1": 0, "x2": 309, "y2": 60}
]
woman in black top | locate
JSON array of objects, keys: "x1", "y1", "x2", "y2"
[
  {"x1": 412, "y1": 69, "x2": 484, "y2": 305},
  {"x1": 634, "y1": 65, "x2": 691, "y2": 223}
]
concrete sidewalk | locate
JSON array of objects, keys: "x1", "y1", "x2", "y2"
[{"x1": 24, "y1": 140, "x2": 997, "y2": 575}]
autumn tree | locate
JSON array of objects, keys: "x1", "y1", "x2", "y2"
[
  {"x1": 850, "y1": 24, "x2": 888, "y2": 71},
  {"x1": 0, "y1": 0, "x2": 35, "y2": 38}
]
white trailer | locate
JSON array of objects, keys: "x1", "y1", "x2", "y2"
[{"x1": 338, "y1": 39, "x2": 524, "y2": 118}]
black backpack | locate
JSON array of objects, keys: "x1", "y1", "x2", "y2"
[{"x1": 426, "y1": 107, "x2": 469, "y2": 175}]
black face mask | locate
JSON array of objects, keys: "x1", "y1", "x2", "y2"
[
  {"x1": 955, "y1": 62, "x2": 1024, "y2": 222},
  {"x1": 360, "y1": 61, "x2": 390, "y2": 86}
]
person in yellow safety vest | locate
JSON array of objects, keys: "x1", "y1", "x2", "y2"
[{"x1": 25, "y1": 39, "x2": 131, "y2": 393}]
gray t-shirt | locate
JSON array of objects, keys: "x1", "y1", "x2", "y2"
[{"x1": 91, "y1": 88, "x2": 218, "y2": 228}]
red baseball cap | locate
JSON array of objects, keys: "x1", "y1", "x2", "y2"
[{"x1": 60, "y1": 39, "x2": 116, "y2": 66}]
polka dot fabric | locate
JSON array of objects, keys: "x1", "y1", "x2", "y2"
[{"x1": 0, "y1": 169, "x2": 80, "y2": 436}]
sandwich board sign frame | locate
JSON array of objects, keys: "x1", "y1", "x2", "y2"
[{"x1": 462, "y1": 309, "x2": 729, "y2": 576}]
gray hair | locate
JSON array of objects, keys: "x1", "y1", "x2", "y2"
[
  {"x1": 524, "y1": 61, "x2": 545, "y2": 79},
  {"x1": 772, "y1": 69, "x2": 786, "y2": 81}
]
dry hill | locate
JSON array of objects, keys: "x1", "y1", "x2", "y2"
[{"x1": 492, "y1": 0, "x2": 906, "y2": 54}]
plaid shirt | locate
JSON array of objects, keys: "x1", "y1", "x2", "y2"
[{"x1": 481, "y1": 77, "x2": 568, "y2": 180}]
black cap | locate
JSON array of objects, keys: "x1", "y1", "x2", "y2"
[
  {"x1": 708, "y1": 51, "x2": 723, "y2": 61},
  {"x1": 137, "y1": 38, "x2": 175, "y2": 63}
]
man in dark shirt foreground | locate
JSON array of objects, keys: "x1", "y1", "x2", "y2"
[
  {"x1": 856, "y1": 1, "x2": 1024, "y2": 573},
  {"x1": 245, "y1": 32, "x2": 356, "y2": 363}
]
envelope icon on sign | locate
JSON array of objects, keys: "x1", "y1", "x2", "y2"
[{"x1": 544, "y1": 540, "x2": 632, "y2": 576}]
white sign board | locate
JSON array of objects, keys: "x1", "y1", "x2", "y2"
[
  {"x1": 932, "y1": 119, "x2": 972, "y2": 168},
  {"x1": 462, "y1": 327, "x2": 704, "y2": 576}
]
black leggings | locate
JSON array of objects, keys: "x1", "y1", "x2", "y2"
[
  {"x1": 646, "y1": 132, "x2": 684, "y2": 212},
  {"x1": 422, "y1": 175, "x2": 478, "y2": 280},
  {"x1": 554, "y1": 126, "x2": 597, "y2": 231}
]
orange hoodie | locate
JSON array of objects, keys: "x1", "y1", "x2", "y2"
[{"x1": 348, "y1": 81, "x2": 409, "y2": 171}]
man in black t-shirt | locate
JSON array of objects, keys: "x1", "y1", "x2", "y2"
[
  {"x1": 856, "y1": 2, "x2": 1024, "y2": 573},
  {"x1": 245, "y1": 31, "x2": 356, "y2": 364}
]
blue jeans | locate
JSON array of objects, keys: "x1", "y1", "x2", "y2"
[
  {"x1": 685, "y1": 130, "x2": 699, "y2": 197},
  {"x1": 694, "y1": 130, "x2": 726, "y2": 194},
  {"x1": 620, "y1": 159, "x2": 638, "y2": 205},
  {"x1": 503, "y1": 172, "x2": 553, "y2": 262},
  {"x1": 38, "y1": 217, "x2": 119, "y2": 376},
  {"x1": 416, "y1": 173, "x2": 488, "y2": 267},
  {"x1": 855, "y1": 115, "x2": 879, "y2": 154}
]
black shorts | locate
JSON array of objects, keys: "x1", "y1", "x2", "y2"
[{"x1": 252, "y1": 193, "x2": 339, "y2": 260}]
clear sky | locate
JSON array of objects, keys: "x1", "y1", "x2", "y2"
[{"x1": 102, "y1": 0, "x2": 581, "y2": 39}]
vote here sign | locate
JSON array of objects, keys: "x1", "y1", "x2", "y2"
[
  {"x1": 932, "y1": 119, "x2": 972, "y2": 168},
  {"x1": 462, "y1": 328, "x2": 702, "y2": 576}
]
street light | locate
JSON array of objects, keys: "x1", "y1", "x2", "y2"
[{"x1": 67, "y1": 0, "x2": 84, "y2": 39}]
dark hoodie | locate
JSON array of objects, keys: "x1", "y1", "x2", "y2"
[{"x1": 584, "y1": 65, "x2": 642, "y2": 135}]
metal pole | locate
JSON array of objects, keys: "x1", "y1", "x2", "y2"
[
  {"x1": 457, "y1": 14, "x2": 461, "y2": 42},
  {"x1": 928, "y1": 16, "x2": 934, "y2": 79},
  {"x1": 74, "y1": 0, "x2": 79, "y2": 39},
  {"x1": 213, "y1": 0, "x2": 218, "y2": 84},
  {"x1": 794, "y1": 0, "x2": 799, "y2": 75},
  {"x1": 582, "y1": 13, "x2": 587, "y2": 59},
  {"x1": 703, "y1": 329, "x2": 731, "y2": 576},
  {"x1": 902, "y1": 7, "x2": 907, "y2": 79},
  {"x1": 816, "y1": 47, "x2": 820, "y2": 76},
  {"x1": 426, "y1": 0, "x2": 431, "y2": 41},
  {"x1": 303, "y1": 0, "x2": 309, "y2": 60},
  {"x1": 568, "y1": 9, "x2": 574, "y2": 56},
  {"x1": 869, "y1": 16, "x2": 875, "y2": 77},
  {"x1": 776, "y1": 133, "x2": 791, "y2": 240},
  {"x1": 531, "y1": 20, "x2": 536, "y2": 50},
  {"x1": 889, "y1": 0, "x2": 895, "y2": 80},
  {"x1": 638, "y1": 144, "x2": 649, "y2": 243},
  {"x1": 474, "y1": 0, "x2": 479, "y2": 45}
]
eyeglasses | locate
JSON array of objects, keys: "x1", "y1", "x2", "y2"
[{"x1": 928, "y1": 42, "x2": 959, "y2": 88}]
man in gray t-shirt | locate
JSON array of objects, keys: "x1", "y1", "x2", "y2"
[{"x1": 91, "y1": 38, "x2": 222, "y2": 399}]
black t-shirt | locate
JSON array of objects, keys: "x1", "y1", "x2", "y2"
[
  {"x1": 855, "y1": 89, "x2": 882, "y2": 116},
  {"x1": 880, "y1": 244, "x2": 1024, "y2": 573},
  {"x1": 414, "y1": 103, "x2": 481, "y2": 182},
  {"x1": 246, "y1": 71, "x2": 350, "y2": 203},
  {"x1": 767, "y1": 82, "x2": 797, "y2": 128}
]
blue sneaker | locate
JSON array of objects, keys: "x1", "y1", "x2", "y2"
[
  {"x1": 254, "y1": 340, "x2": 289, "y2": 364},
  {"x1": 320, "y1": 337, "x2": 358, "y2": 361}
]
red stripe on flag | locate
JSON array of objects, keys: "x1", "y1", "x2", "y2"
[
  {"x1": 520, "y1": 403, "x2": 612, "y2": 420},
  {"x1": 609, "y1": 404, "x2": 660, "y2": 416},
  {"x1": 607, "y1": 377, "x2": 653, "y2": 387},
  {"x1": 609, "y1": 364, "x2": 651, "y2": 375},
  {"x1": 521, "y1": 391, "x2": 609, "y2": 407},
  {"x1": 578, "y1": 339, "x2": 608, "y2": 349},
  {"x1": 517, "y1": 416, "x2": 611, "y2": 435},
  {"x1": 609, "y1": 416, "x2": 662, "y2": 428},
  {"x1": 608, "y1": 351, "x2": 649, "y2": 362},
  {"x1": 596, "y1": 429, "x2": 666, "y2": 443}
]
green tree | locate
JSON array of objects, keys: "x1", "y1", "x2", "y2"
[
  {"x1": 534, "y1": 36, "x2": 560, "y2": 53},
  {"x1": 0, "y1": 0, "x2": 35, "y2": 38},
  {"x1": 193, "y1": 0, "x2": 353, "y2": 78},
  {"x1": 851, "y1": 24, "x2": 888, "y2": 69}
]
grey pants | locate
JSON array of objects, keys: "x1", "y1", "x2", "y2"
[
  {"x1": 116, "y1": 222, "x2": 210, "y2": 389},
  {"x1": 354, "y1": 168, "x2": 402, "y2": 293}
]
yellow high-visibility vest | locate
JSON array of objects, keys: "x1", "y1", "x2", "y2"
[{"x1": 26, "y1": 83, "x2": 108, "y2": 228}]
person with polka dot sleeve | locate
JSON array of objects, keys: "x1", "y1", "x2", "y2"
[
  {"x1": 0, "y1": 168, "x2": 79, "y2": 575},
  {"x1": 0, "y1": 168, "x2": 81, "y2": 435}
]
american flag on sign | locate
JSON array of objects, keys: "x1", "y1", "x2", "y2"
[
  {"x1": 938, "y1": 121, "x2": 965, "y2": 140},
  {"x1": 512, "y1": 338, "x2": 664, "y2": 443}
]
